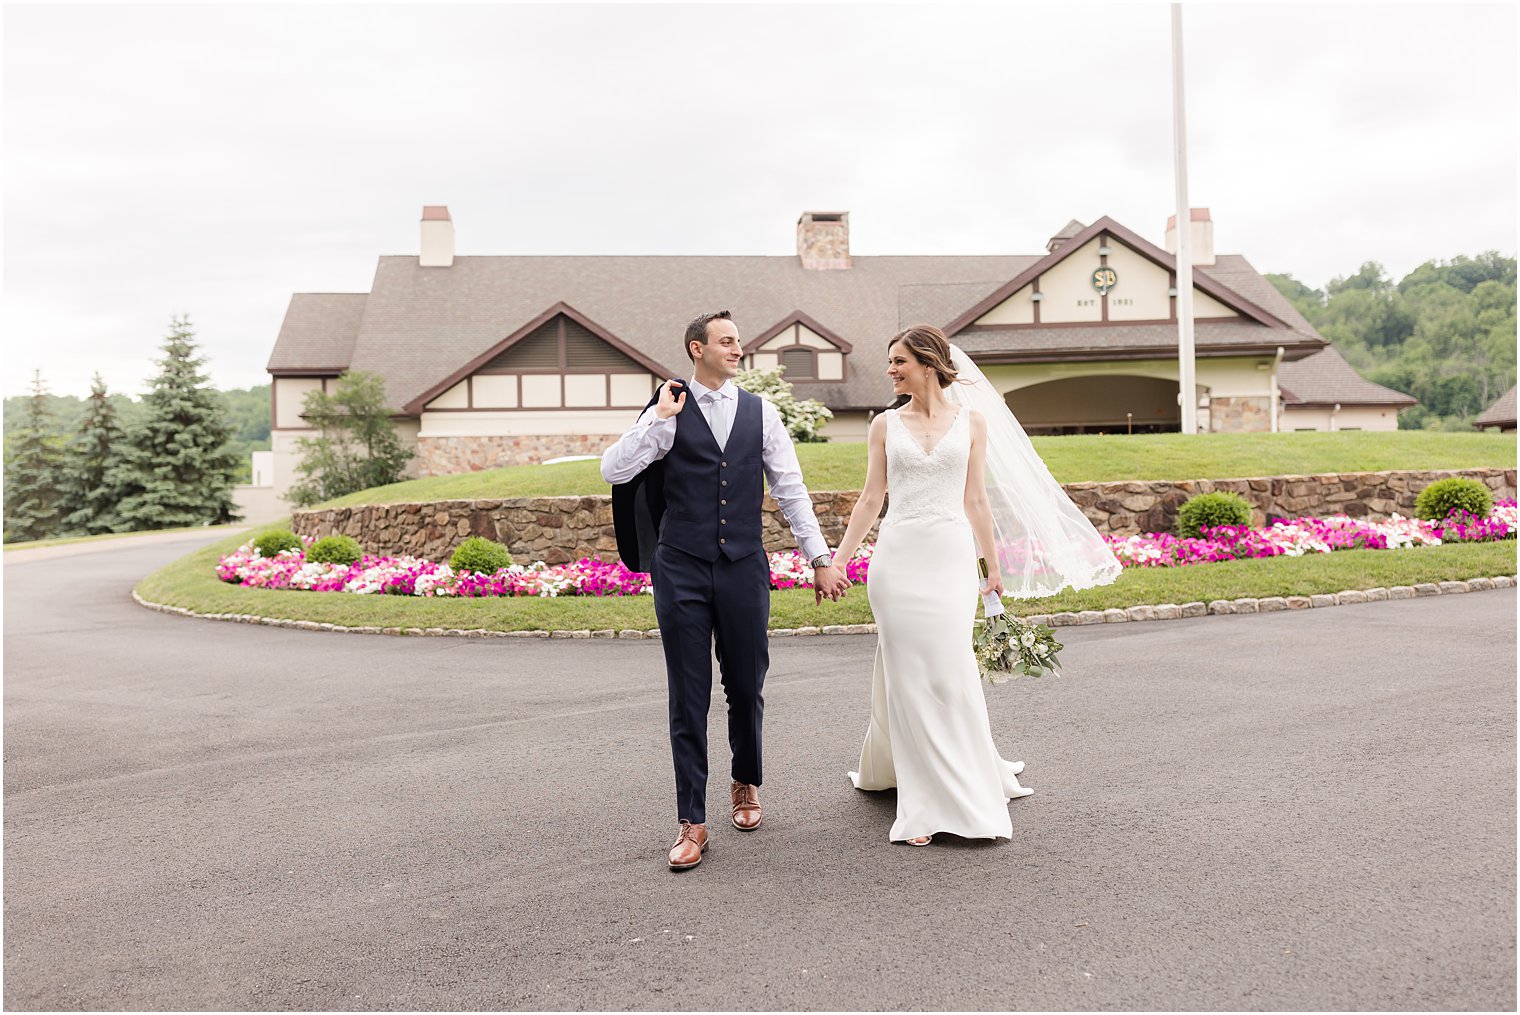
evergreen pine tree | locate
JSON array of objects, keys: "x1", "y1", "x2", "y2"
[
  {"x1": 4, "y1": 371, "x2": 67, "y2": 542},
  {"x1": 59, "y1": 373, "x2": 134, "y2": 534},
  {"x1": 115, "y1": 316, "x2": 243, "y2": 529}
]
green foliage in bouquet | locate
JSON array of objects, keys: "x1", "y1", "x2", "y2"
[
  {"x1": 252, "y1": 529, "x2": 303, "y2": 558},
  {"x1": 973, "y1": 613, "x2": 1064, "y2": 683},
  {"x1": 450, "y1": 536, "x2": 514, "y2": 574},
  {"x1": 306, "y1": 534, "x2": 363, "y2": 566},
  {"x1": 1414, "y1": 476, "x2": 1493, "y2": 522},
  {"x1": 1175, "y1": 491, "x2": 1253, "y2": 539}
]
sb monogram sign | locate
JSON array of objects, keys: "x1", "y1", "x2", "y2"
[{"x1": 1091, "y1": 267, "x2": 1118, "y2": 295}]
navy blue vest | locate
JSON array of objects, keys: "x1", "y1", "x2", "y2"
[{"x1": 659, "y1": 388, "x2": 765, "y2": 562}]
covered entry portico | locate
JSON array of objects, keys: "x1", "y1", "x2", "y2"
[{"x1": 1002, "y1": 373, "x2": 1184, "y2": 435}]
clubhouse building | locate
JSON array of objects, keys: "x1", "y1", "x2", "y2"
[{"x1": 265, "y1": 207, "x2": 1417, "y2": 500}]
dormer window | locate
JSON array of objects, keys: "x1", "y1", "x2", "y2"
[{"x1": 743, "y1": 312, "x2": 852, "y2": 382}]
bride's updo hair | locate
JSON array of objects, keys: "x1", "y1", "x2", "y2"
[{"x1": 889, "y1": 325, "x2": 959, "y2": 389}]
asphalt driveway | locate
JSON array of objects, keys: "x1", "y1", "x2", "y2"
[{"x1": 4, "y1": 536, "x2": 1515, "y2": 1010}]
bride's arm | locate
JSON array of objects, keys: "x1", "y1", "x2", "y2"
[
  {"x1": 963, "y1": 410, "x2": 1005, "y2": 596},
  {"x1": 830, "y1": 412, "x2": 890, "y2": 569}
]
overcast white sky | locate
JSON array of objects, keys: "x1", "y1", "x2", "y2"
[{"x1": 4, "y1": 2, "x2": 1516, "y2": 399}]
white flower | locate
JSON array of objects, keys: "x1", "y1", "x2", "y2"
[
  {"x1": 1034, "y1": 642, "x2": 1048, "y2": 655},
  {"x1": 1020, "y1": 632, "x2": 1037, "y2": 648}
]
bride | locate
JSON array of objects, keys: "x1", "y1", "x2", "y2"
[{"x1": 828, "y1": 325, "x2": 1121, "y2": 845}]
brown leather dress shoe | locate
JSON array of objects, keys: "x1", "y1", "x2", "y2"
[
  {"x1": 731, "y1": 781, "x2": 762, "y2": 831},
  {"x1": 668, "y1": 822, "x2": 708, "y2": 870}
]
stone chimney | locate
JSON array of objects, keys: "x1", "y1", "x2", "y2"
[
  {"x1": 1164, "y1": 208, "x2": 1214, "y2": 266},
  {"x1": 420, "y1": 205, "x2": 454, "y2": 267},
  {"x1": 1046, "y1": 219, "x2": 1087, "y2": 254},
  {"x1": 796, "y1": 211, "x2": 850, "y2": 270}
]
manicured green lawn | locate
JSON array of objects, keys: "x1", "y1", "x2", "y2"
[
  {"x1": 137, "y1": 526, "x2": 1516, "y2": 633},
  {"x1": 312, "y1": 431, "x2": 1516, "y2": 508}
]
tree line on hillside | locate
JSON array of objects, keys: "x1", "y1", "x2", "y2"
[
  {"x1": 3, "y1": 380, "x2": 271, "y2": 481},
  {"x1": 4, "y1": 318, "x2": 245, "y2": 543},
  {"x1": 1268, "y1": 252, "x2": 1516, "y2": 430},
  {"x1": 4, "y1": 315, "x2": 420, "y2": 542}
]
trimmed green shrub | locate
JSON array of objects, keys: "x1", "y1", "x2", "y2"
[
  {"x1": 306, "y1": 534, "x2": 363, "y2": 566},
  {"x1": 1175, "y1": 491, "x2": 1253, "y2": 539},
  {"x1": 253, "y1": 529, "x2": 303, "y2": 558},
  {"x1": 1414, "y1": 477, "x2": 1493, "y2": 522},
  {"x1": 450, "y1": 536, "x2": 513, "y2": 574}
]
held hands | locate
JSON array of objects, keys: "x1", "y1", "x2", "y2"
[
  {"x1": 655, "y1": 380, "x2": 687, "y2": 420},
  {"x1": 983, "y1": 569, "x2": 1006, "y2": 598},
  {"x1": 813, "y1": 564, "x2": 851, "y2": 605}
]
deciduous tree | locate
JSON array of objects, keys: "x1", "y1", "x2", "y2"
[{"x1": 287, "y1": 370, "x2": 415, "y2": 507}]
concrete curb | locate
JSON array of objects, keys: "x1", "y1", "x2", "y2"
[{"x1": 132, "y1": 574, "x2": 1517, "y2": 639}]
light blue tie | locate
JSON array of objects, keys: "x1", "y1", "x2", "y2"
[{"x1": 705, "y1": 392, "x2": 729, "y2": 450}]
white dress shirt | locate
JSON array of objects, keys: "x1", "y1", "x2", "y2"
[{"x1": 600, "y1": 377, "x2": 829, "y2": 561}]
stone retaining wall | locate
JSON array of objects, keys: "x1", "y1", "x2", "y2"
[{"x1": 291, "y1": 467, "x2": 1516, "y2": 566}]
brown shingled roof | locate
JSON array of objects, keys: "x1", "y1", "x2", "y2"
[
  {"x1": 1276, "y1": 346, "x2": 1417, "y2": 408},
  {"x1": 266, "y1": 292, "x2": 366, "y2": 374},
  {"x1": 276, "y1": 254, "x2": 1036, "y2": 411},
  {"x1": 267, "y1": 216, "x2": 1333, "y2": 413},
  {"x1": 1474, "y1": 384, "x2": 1517, "y2": 428}
]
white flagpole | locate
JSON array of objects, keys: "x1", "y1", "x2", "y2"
[{"x1": 1171, "y1": 2, "x2": 1198, "y2": 435}]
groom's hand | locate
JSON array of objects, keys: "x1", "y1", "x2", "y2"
[
  {"x1": 813, "y1": 564, "x2": 850, "y2": 604},
  {"x1": 655, "y1": 380, "x2": 687, "y2": 420}
]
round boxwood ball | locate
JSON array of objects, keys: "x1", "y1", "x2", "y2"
[
  {"x1": 1175, "y1": 491, "x2": 1253, "y2": 540},
  {"x1": 306, "y1": 534, "x2": 363, "y2": 566},
  {"x1": 450, "y1": 536, "x2": 514, "y2": 575},
  {"x1": 252, "y1": 528, "x2": 303, "y2": 558},
  {"x1": 1414, "y1": 477, "x2": 1493, "y2": 523}
]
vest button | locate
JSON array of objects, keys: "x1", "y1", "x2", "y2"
[
  {"x1": 720, "y1": 499, "x2": 727, "y2": 505},
  {"x1": 720, "y1": 461, "x2": 727, "y2": 468},
  {"x1": 720, "y1": 518, "x2": 727, "y2": 525},
  {"x1": 721, "y1": 480, "x2": 728, "y2": 487},
  {"x1": 720, "y1": 538, "x2": 726, "y2": 544}
]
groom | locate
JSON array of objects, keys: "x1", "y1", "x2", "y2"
[{"x1": 602, "y1": 310, "x2": 850, "y2": 870}]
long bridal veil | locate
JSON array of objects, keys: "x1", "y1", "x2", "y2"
[{"x1": 943, "y1": 344, "x2": 1123, "y2": 599}]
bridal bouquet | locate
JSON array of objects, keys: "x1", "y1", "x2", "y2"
[
  {"x1": 974, "y1": 612, "x2": 1063, "y2": 684},
  {"x1": 972, "y1": 558, "x2": 1063, "y2": 683}
]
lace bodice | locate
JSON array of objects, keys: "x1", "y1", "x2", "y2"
[{"x1": 882, "y1": 407, "x2": 970, "y2": 527}]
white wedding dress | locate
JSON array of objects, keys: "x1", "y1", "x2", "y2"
[{"x1": 848, "y1": 406, "x2": 1031, "y2": 842}]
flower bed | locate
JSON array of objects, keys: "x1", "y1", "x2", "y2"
[
  {"x1": 1105, "y1": 502, "x2": 1515, "y2": 568},
  {"x1": 218, "y1": 502, "x2": 1516, "y2": 599}
]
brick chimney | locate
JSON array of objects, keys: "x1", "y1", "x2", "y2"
[
  {"x1": 797, "y1": 211, "x2": 850, "y2": 270},
  {"x1": 420, "y1": 205, "x2": 454, "y2": 267},
  {"x1": 1164, "y1": 208, "x2": 1214, "y2": 266}
]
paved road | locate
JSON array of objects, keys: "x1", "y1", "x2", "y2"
[{"x1": 4, "y1": 537, "x2": 1516, "y2": 1010}]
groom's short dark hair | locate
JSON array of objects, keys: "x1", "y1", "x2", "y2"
[{"x1": 684, "y1": 310, "x2": 732, "y2": 360}]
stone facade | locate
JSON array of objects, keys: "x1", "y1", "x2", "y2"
[
  {"x1": 416, "y1": 434, "x2": 621, "y2": 474},
  {"x1": 1209, "y1": 395, "x2": 1272, "y2": 433},
  {"x1": 291, "y1": 467, "x2": 1516, "y2": 566}
]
